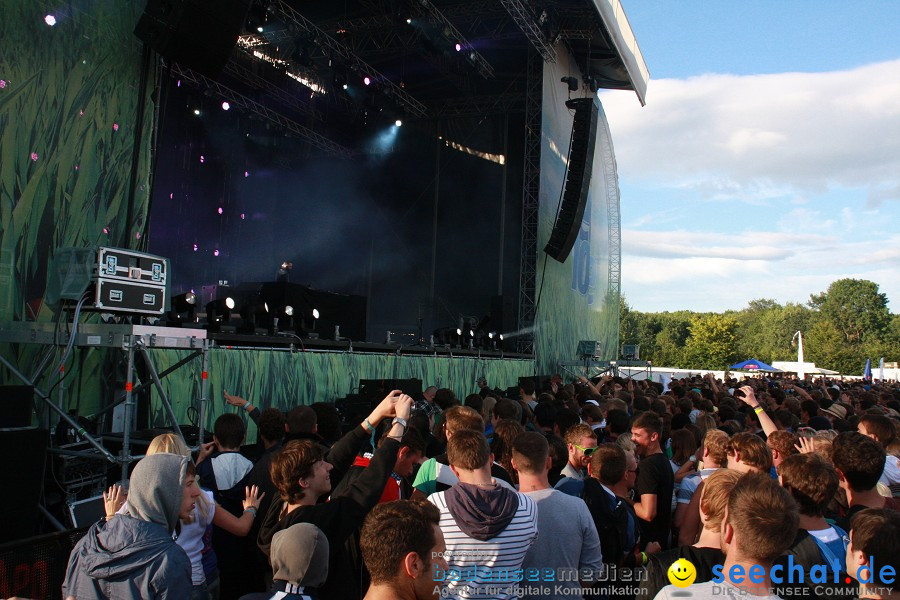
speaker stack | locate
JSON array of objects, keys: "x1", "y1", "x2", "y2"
[{"x1": 544, "y1": 97, "x2": 600, "y2": 263}]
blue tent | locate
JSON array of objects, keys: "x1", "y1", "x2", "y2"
[
  {"x1": 728, "y1": 359, "x2": 782, "y2": 372},
  {"x1": 863, "y1": 358, "x2": 872, "y2": 381}
]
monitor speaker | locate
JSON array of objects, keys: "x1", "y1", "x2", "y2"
[
  {"x1": 544, "y1": 97, "x2": 600, "y2": 263},
  {"x1": 134, "y1": 0, "x2": 252, "y2": 79}
]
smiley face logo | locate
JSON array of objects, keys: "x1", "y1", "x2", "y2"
[{"x1": 667, "y1": 558, "x2": 697, "y2": 588}]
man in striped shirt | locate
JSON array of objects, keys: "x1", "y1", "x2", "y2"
[{"x1": 429, "y1": 429, "x2": 538, "y2": 600}]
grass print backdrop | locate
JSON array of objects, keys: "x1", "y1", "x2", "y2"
[
  {"x1": 0, "y1": 1, "x2": 152, "y2": 417},
  {"x1": 0, "y1": 1, "x2": 535, "y2": 429}
]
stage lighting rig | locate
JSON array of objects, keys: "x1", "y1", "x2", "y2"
[
  {"x1": 167, "y1": 291, "x2": 197, "y2": 325},
  {"x1": 561, "y1": 76, "x2": 579, "y2": 92},
  {"x1": 270, "y1": 305, "x2": 295, "y2": 334},
  {"x1": 239, "y1": 302, "x2": 270, "y2": 334},
  {"x1": 205, "y1": 297, "x2": 235, "y2": 332}
]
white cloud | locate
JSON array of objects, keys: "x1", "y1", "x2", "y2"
[{"x1": 599, "y1": 60, "x2": 900, "y2": 201}]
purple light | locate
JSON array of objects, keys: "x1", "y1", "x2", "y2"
[
  {"x1": 217, "y1": 207, "x2": 223, "y2": 215},
  {"x1": 135, "y1": 232, "x2": 141, "y2": 239},
  {"x1": 213, "y1": 249, "x2": 220, "y2": 257},
  {"x1": 200, "y1": 155, "x2": 205, "y2": 163},
  {"x1": 74, "y1": 165, "x2": 79, "y2": 171},
  {"x1": 363, "y1": 76, "x2": 371, "y2": 86},
  {"x1": 103, "y1": 227, "x2": 109, "y2": 234},
  {"x1": 0, "y1": 80, "x2": 7, "y2": 89},
  {"x1": 30, "y1": 152, "x2": 38, "y2": 162},
  {"x1": 455, "y1": 43, "x2": 461, "y2": 52},
  {"x1": 169, "y1": 193, "x2": 173, "y2": 199},
  {"x1": 113, "y1": 123, "x2": 119, "y2": 132},
  {"x1": 44, "y1": 15, "x2": 57, "y2": 26},
  {"x1": 177, "y1": 80, "x2": 181, "y2": 87},
  {"x1": 193, "y1": 244, "x2": 198, "y2": 252},
  {"x1": 221, "y1": 101, "x2": 231, "y2": 111},
  {"x1": 240, "y1": 213, "x2": 246, "y2": 220},
  {"x1": 244, "y1": 171, "x2": 249, "y2": 177},
  {"x1": 78, "y1": 109, "x2": 83, "y2": 117}
]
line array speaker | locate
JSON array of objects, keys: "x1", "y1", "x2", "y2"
[
  {"x1": 544, "y1": 97, "x2": 600, "y2": 263},
  {"x1": 134, "y1": 0, "x2": 252, "y2": 79}
]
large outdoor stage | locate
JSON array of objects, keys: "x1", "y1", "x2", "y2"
[{"x1": 0, "y1": 0, "x2": 648, "y2": 570}]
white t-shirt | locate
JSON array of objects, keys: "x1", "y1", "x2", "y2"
[
  {"x1": 177, "y1": 490, "x2": 216, "y2": 585},
  {"x1": 655, "y1": 580, "x2": 784, "y2": 600},
  {"x1": 879, "y1": 454, "x2": 900, "y2": 496}
]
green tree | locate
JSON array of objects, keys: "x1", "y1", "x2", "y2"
[
  {"x1": 682, "y1": 314, "x2": 739, "y2": 369},
  {"x1": 809, "y1": 279, "x2": 890, "y2": 344}
]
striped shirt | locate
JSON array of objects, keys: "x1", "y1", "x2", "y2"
[{"x1": 430, "y1": 490, "x2": 538, "y2": 599}]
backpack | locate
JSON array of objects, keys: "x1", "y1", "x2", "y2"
[{"x1": 580, "y1": 478, "x2": 637, "y2": 565}]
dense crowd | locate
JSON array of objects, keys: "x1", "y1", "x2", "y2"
[{"x1": 60, "y1": 374, "x2": 900, "y2": 600}]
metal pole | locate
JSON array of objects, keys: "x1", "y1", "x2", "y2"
[
  {"x1": 429, "y1": 129, "x2": 441, "y2": 313},
  {"x1": 0, "y1": 354, "x2": 116, "y2": 463},
  {"x1": 197, "y1": 343, "x2": 210, "y2": 448},
  {"x1": 121, "y1": 341, "x2": 136, "y2": 481},
  {"x1": 137, "y1": 343, "x2": 185, "y2": 444},
  {"x1": 38, "y1": 504, "x2": 67, "y2": 532},
  {"x1": 498, "y1": 114, "x2": 508, "y2": 295}
]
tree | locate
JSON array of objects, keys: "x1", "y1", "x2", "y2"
[
  {"x1": 809, "y1": 279, "x2": 890, "y2": 344},
  {"x1": 682, "y1": 314, "x2": 739, "y2": 370}
]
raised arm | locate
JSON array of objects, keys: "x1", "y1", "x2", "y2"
[{"x1": 739, "y1": 386, "x2": 777, "y2": 438}]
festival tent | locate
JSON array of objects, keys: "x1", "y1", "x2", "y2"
[{"x1": 728, "y1": 359, "x2": 782, "y2": 372}]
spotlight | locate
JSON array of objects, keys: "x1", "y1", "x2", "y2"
[
  {"x1": 455, "y1": 43, "x2": 461, "y2": 52},
  {"x1": 221, "y1": 101, "x2": 231, "y2": 111},
  {"x1": 363, "y1": 76, "x2": 372, "y2": 86},
  {"x1": 44, "y1": 15, "x2": 56, "y2": 26},
  {"x1": 395, "y1": 119, "x2": 402, "y2": 127},
  {"x1": 269, "y1": 305, "x2": 294, "y2": 334},
  {"x1": 257, "y1": 25, "x2": 264, "y2": 33},
  {"x1": 239, "y1": 302, "x2": 269, "y2": 334},
  {"x1": 560, "y1": 76, "x2": 579, "y2": 92},
  {"x1": 167, "y1": 291, "x2": 197, "y2": 325},
  {"x1": 312, "y1": 308, "x2": 320, "y2": 320},
  {"x1": 456, "y1": 328, "x2": 462, "y2": 336},
  {"x1": 342, "y1": 83, "x2": 348, "y2": 90},
  {"x1": 206, "y1": 297, "x2": 235, "y2": 329},
  {"x1": 406, "y1": 18, "x2": 412, "y2": 24},
  {"x1": 488, "y1": 332, "x2": 495, "y2": 339},
  {"x1": 193, "y1": 109, "x2": 201, "y2": 116}
]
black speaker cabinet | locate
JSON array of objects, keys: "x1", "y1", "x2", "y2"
[
  {"x1": 544, "y1": 97, "x2": 600, "y2": 263},
  {"x1": 135, "y1": 0, "x2": 252, "y2": 79}
]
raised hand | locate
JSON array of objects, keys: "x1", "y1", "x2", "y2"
[{"x1": 242, "y1": 485, "x2": 265, "y2": 511}]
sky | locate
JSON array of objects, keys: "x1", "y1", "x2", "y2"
[{"x1": 597, "y1": 0, "x2": 900, "y2": 314}]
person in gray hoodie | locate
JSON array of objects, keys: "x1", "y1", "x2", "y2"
[{"x1": 62, "y1": 453, "x2": 198, "y2": 599}]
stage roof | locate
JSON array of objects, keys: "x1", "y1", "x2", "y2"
[{"x1": 182, "y1": 0, "x2": 649, "y2": 152}]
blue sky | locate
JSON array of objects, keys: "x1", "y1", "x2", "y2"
[{"x1": 599, "y1": 1, "x2": 900, "y2": 313}]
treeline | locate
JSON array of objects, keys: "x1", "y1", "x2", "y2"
[{"x1": 620, "y1": 278, "x2": 900, "y2": 374}]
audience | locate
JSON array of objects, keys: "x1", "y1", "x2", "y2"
[
  {"x1": 60, "y1": 374, "x2": 900, "y2": 600},
  {"x1": 428, "y1": 429, "x2": 538, "y2": 599}
]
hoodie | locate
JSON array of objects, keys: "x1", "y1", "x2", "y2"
[
  {"x1": 444, "y1": 483, "x2": 519, "y2": 540},
  {"x1": 62, "y1": 454, "x2": 192, "y2": 600}
]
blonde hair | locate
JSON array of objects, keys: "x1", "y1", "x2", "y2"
[{"x1": 147, "y1": 433, "x2": 211, "y2": 522}]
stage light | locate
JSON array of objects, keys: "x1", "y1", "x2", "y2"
[
  {"x1": 455, "y1": 43, "x2": 461, "y2": 52},
  {"x1": 269, "y1": 305, "x2": 295, "y2": 334},
  {"x1": 456, "y1": 328, "x2": 462, "y2": 336},
  {"x1": 171, "y1": 292, "x2": 196, "y2": 313},
  {"x1": 395, "y1": 119, "x2": 402, "y2": 127},
  {"x1": 406, "y1": 18, "x2": 412, "y2": 24},
  {"x1": 45, "y1": 15, "x2": 57, "y2": 26},
  {"x1": 342, "y1": 83, "x2": 348, "y2": 90},
  {"x1": 206, "y1": 297, "x2": 235, "y2": 325},
  {"x1": 283, "y1": 305, "x2": 294, "y2": 317},
  {"x1": 469, "y1": 329, "x2": 474, "y2": 337},
  {"x1": 193, "y1": 109, "x2": 201, "y2": 116},
  {"x1": 239, "y1": 302, "x2": 270, "y2": 333},
  {"x1": 257, "y1": 25, "x2": 264, "y2": 33},
  {"x1": 488, "y1": 332, "x2": 495, "y2": 339},
  {"x1": 312, "y1": 308, "x2": 320, "y2": 320},
  {"x1": 499, "y1": 334, "x2": 505, "y2": 341},
  {"x1": 560, "y1": 76, "x2": 579, "y2": 92},
  {"x1": 363, "y1": 76, "x2": 372, "y2": 86},
  {"x1": 221, "y1": 101, "x2": 231, "y2": 111}
]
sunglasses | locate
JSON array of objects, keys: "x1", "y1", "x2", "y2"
[{"x1": 573, "y1": 443, "x2": 598, "y2": 457}]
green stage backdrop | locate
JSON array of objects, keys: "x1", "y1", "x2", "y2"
[
  {"x1": 535, "y1": 44, "x2": 620, "y2": 373},
  {"x1": 148, "y1": 348, "x2": 535, "y2": 442},
  {"x1": 0, "y1": 1, "x2": 153, "y2": 415}
]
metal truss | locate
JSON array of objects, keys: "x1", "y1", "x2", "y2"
[
  {"x1": 430, "y1": 93, "x2": 524, "y2": 118},
  {"x1": 500, "y1": 0, "x2": 556, "y2": 62},
  {"x1": 415, "y1": 0, "x2": 494, "y2": 79},
  {"x1": 517, "y1": 49, "x2": 542, "y2": 355},
  {"x1": 223, "y1": 56, "x2": 322, "y2": 121},
  {"x1": 169, "y1": 63, "x2": 355, "y2": 159},
  {"x1": 270, "y1": 0, "x2": 429, "y2": 118},
  {"x1": 596, "y1": 103, "x2": 622, "y2": 353}
]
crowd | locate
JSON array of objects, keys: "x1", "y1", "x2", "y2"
[{"x1": 59, "y1": 374, "x2": 900, "y2": 600}]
